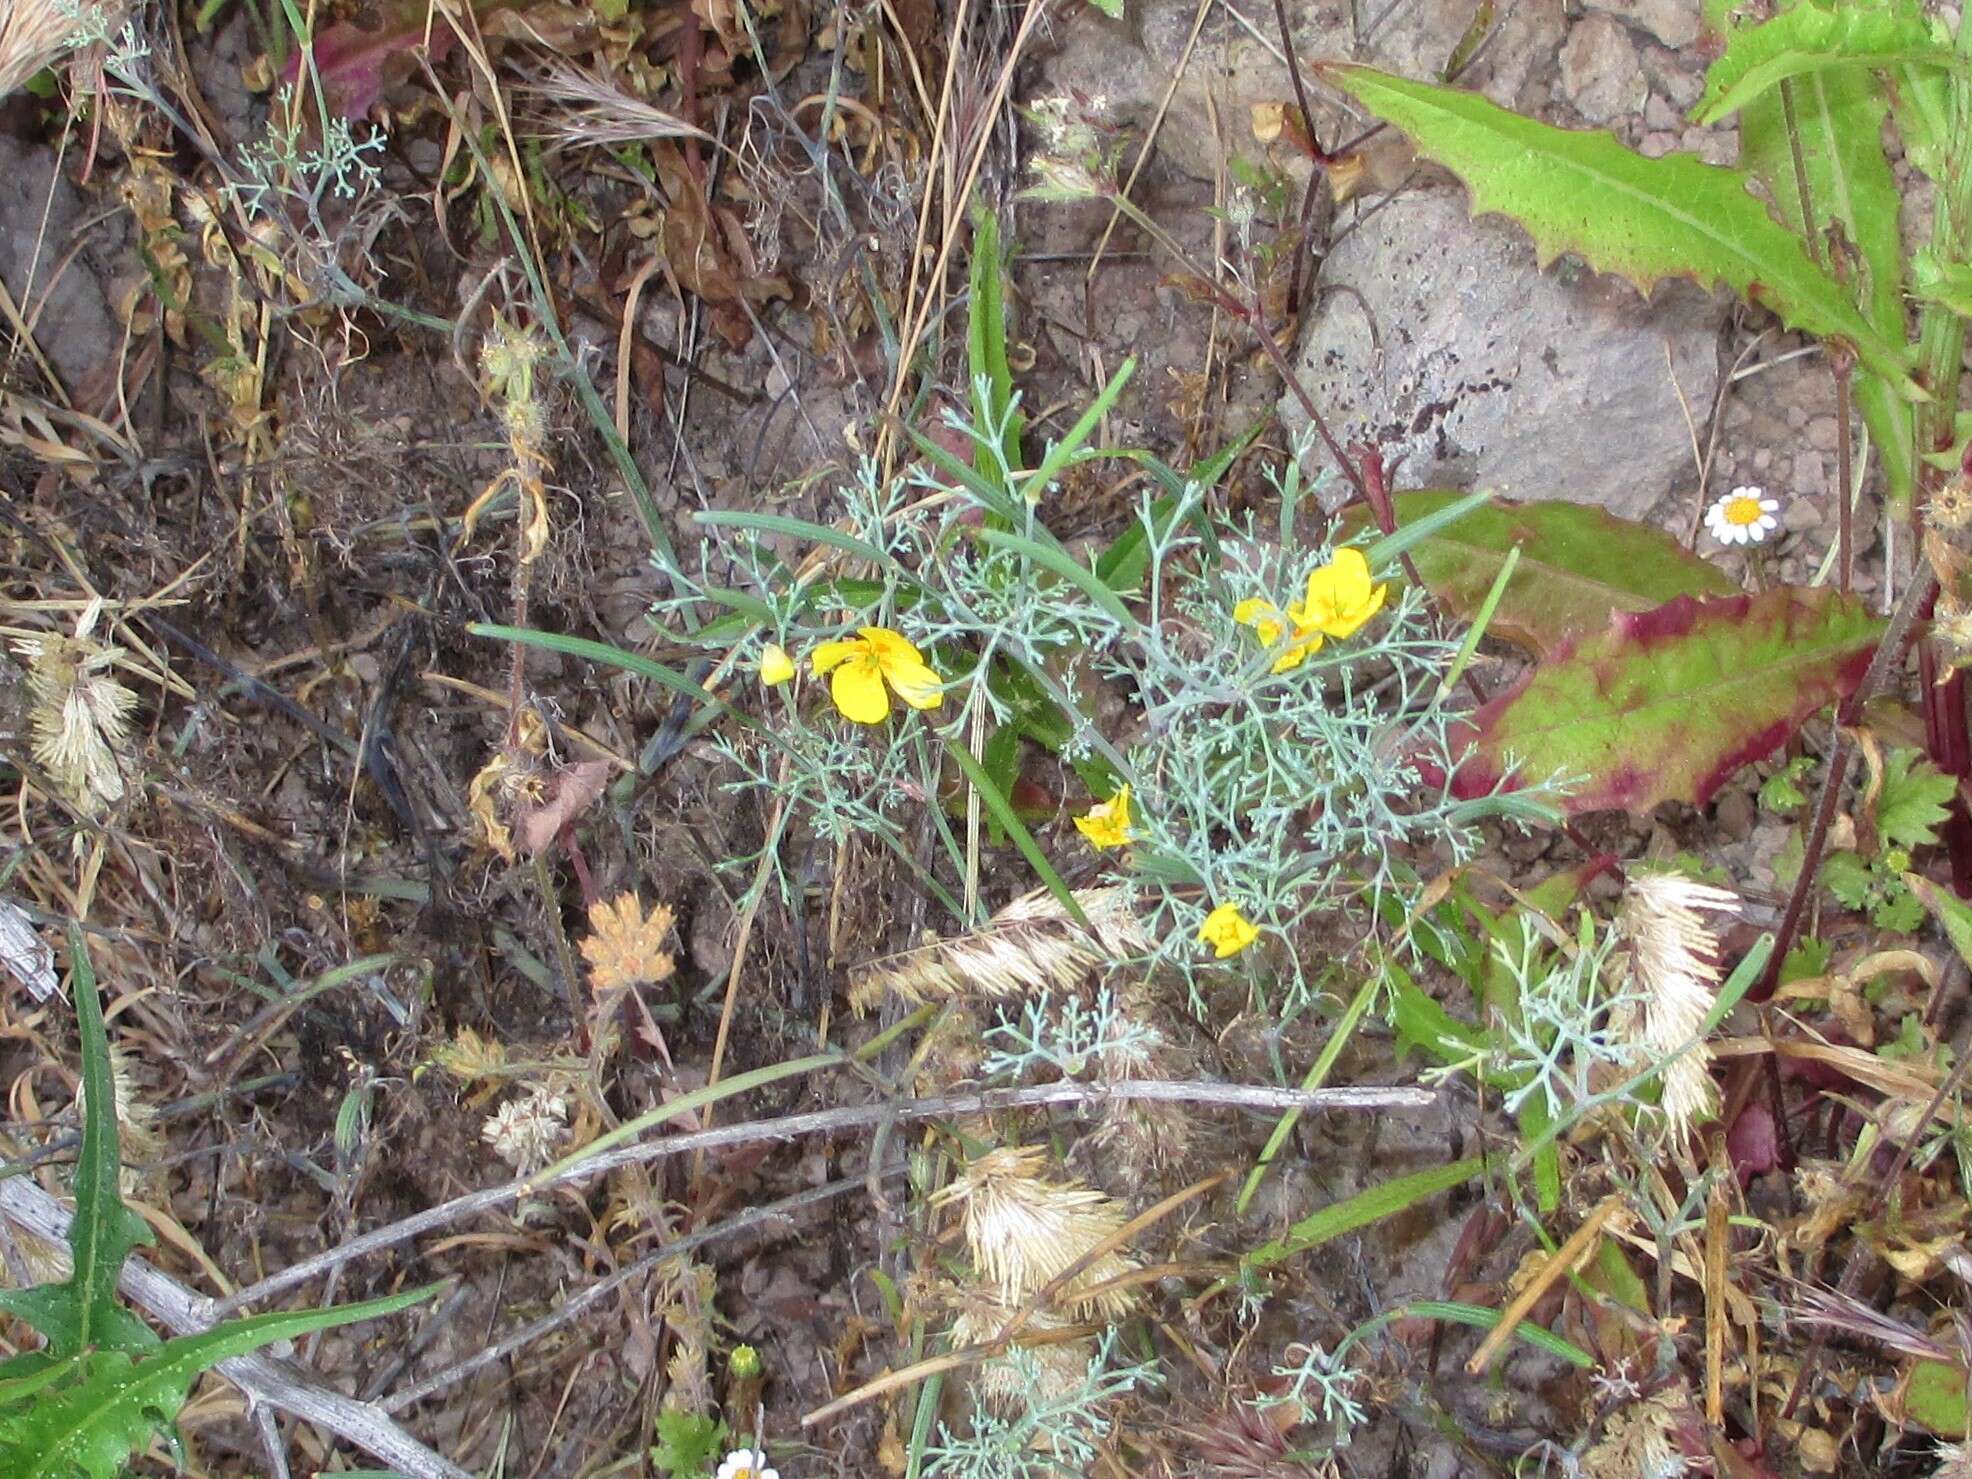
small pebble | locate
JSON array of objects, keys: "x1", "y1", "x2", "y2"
[
  {"x1": 1782, "y1": 499, "x2": 1823, "y2": 532},
  {"x1": 1806, "y1": 415, "x2": 1840, "y2": 452},
  {"x1": 1714, "y1": 790, "x2": 1755, "y2": 841},
  {"x1": 1643, "y1": 93, "x2": 1680, "y2": 131}
]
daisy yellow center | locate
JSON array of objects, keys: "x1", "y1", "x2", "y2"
[{"x1": 1721, "y1": 495, "x2": 1765, "y2": 527}]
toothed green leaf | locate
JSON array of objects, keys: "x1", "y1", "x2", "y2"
[
  {"x1": 1317, "y1": 64, "x2": 1920, "y2": 400},
  {"x1": 1692, "y1": 0, "x2": 1951, "y2": 125},
  {"x1": 1878, "y1": 747, "x2": 1956, "y2": 849}
]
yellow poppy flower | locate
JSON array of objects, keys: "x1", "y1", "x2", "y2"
[
  {"x1": 1197, "y1": 901, "x2": 1260, "y2": 958},
  {"x1": 1295, "y1": 547, "x2": 1388, "y2": 640},
  {"x1": 759, "y1": 643, "x2": 796, "y2": 685},
  {"x1": 1234, "y1": 597, "x2": 1323, "y2": 673},
  {"x1": 1074, "y1": 784, "x2": 1134, "y2": 850},
  {"x1": 809, "y1": 627, "x2": 944, "y2": 724}
]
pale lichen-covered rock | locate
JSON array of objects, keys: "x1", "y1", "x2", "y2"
[{"x1": 1284, "y1": 188, "x2": 1724, "y2": 522}]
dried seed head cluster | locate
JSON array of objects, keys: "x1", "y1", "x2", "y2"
[
  {"x1": 15, "y1": 610, "x2": 139, "y2": 820},
  {"x1": 1580, "y1": 1385, "x2": 1702, "y2": 1478},
  {"x1": 849, "y1": 887, "x2": 1149, "y2": 1013},
  {"x1": 1088, "y1": 988, "x2": 1194, "y2": 1181},
  {"x1": 655, "y1": 1257, "x2": 717, "y2": 1418},
  {"x1": 581, "y1": 892, "x2": 677, "y2": 994},
  {"x1": 1615, "y1": 872, "x2": 1740, "y2": 1137},
  {"x1": 0, "y1": 0, "x2": 80, "y2": 101},
  {"x1": 465, "y1": 312, "x2": 553, "y2": 565},
  {"x1": 947, "y1": 1286, "x2": 1090, "y2": 1405},
  {"x1": 481, "y1": 1082, "x2": 569, "y2": 1172},
  {"x1": 1930, "y1": 476, "x2": 1972, "y2": 534},
  {"x1": 932, "y1": 1144, "x2": 1139, "y2": 1320}
]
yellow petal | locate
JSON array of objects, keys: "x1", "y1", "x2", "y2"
[
  {"x1": 1300, "y1": 547, "x2": 1388, "y2": 638},
  {"x1": 811, "y1": 638, "x2": 862, "y2": 675},
  {"x1": 1270, "y1": 634, "x2": 1322, "y2": 673},
  {"x1": 830, "y1": 658, "x2": 892, "y2": 723},
  {"x1": 1074, "y1": 784, "x2": 1134, "y2": 849},
  {"x1": 1198, "y1": 901, "x2": 1260, "y2": 958},
  {"x1": 858, "y1": 626, "x2": 920, "y2": 662},
  {"x1": 759, "y1": 643, "x2": 796, "y2": 685},
  {"x1": 884, "y1": 654, "x2": 945, "y2": 711},
  {"x1": 1234, "y1": 598, "x2": 1285, "y2": 646},
  {"x1": 1328, "y1": 545, "x2": 1372, "y2": 593},
  {"x1": 1355, "y1": 578, "x2": 1389, "y2": 625}
]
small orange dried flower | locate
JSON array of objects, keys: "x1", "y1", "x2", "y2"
[{"x1": 581, "y1": 892, "x2": 677, "y2": 993}]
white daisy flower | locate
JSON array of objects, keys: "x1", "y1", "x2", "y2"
[
  {"x1": 716, "y1": 1449, "x2": 779, "y2": 1479},
  {"x1": 1704, "y1": 486, "x2": 1781, "y2": 545}
]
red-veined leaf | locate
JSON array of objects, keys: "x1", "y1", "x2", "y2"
[
  {"x1": 1445, "y1": 587, "x2": 1882, "y2": 814},
  {"x1": 1340, "y1": 491, "x2": 1738, "y2": 656}
]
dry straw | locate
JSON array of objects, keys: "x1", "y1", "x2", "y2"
[{"x1": 848, "y1": 887, "x2": 1149, "y2": 1013}]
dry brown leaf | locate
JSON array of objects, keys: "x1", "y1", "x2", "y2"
[{"x1": 514, "y1": 758, "x2": 611, "y2": 855}]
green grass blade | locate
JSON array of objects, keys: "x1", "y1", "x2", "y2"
[
  {"x1": 977, "y1": 529, "x2": 1138, "y2": 627},
  {"x1": 1372, "y1": 1300, "x2": 1594, "y2": 1368},
  {"x1": 968, "y1": 208, "x2": 1021, "y2": 479},
  {"x1": 1235, "y1": 974, "x2": 1377, "y2": 1214},
  {"x1": 904, "y1": 424, "x2": 1024, "y2": 522},
  {"x1": 1362, "y1": 487, "x2": 1492, "y2": 569},
  {"x1": 693, "y1": 510, "x2": 898, "y2": 572},
  {"x1": 942, "y1": 736, "x2": 1087, "y2": 926},
  {"x1": 1017, "y1": 358, "x2": 1136, "y2": 502},
  {"x1": 1242, "y1": 1157, "x2": 1485, "y2": 1272},
  {"x1": 469, "y1": 624, "x2": 759, "y2": 734}
]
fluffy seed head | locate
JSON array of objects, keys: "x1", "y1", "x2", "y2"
[
  {"x1": 1616, "y1": 872, "x2": 1740, "y2": 1137},
  {"x1": 946, "y1": 1284, "x2": 1091, "y2": 1407},
  {"x1": 932, "y1": 1144, "x2": 1139, "y2": 1317},
  {"x1": 16, "y1": 616, "x2": 139, "y2": 818},
  {"x1": 849, "y1": 887, "x2": 1149, "y2": 1013},
  {"x1": 0, "y1": 0, "x2": 80, "y2": 101}
]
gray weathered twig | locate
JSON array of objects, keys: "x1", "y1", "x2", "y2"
[{"x1": 215, "y1": 1078, "x2": 1435, "y2": 1318}]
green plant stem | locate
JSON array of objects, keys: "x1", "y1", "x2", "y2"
[
  {"x1": 1913, "y1": 12, "x2": 1972, "y2": 891},
  {"x1": 1234, "y1": 973, "x2": 1376, "y2": 1213},
  {"x1": 531, "y1": 852, "x2": 587, "y2": 1041}
]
